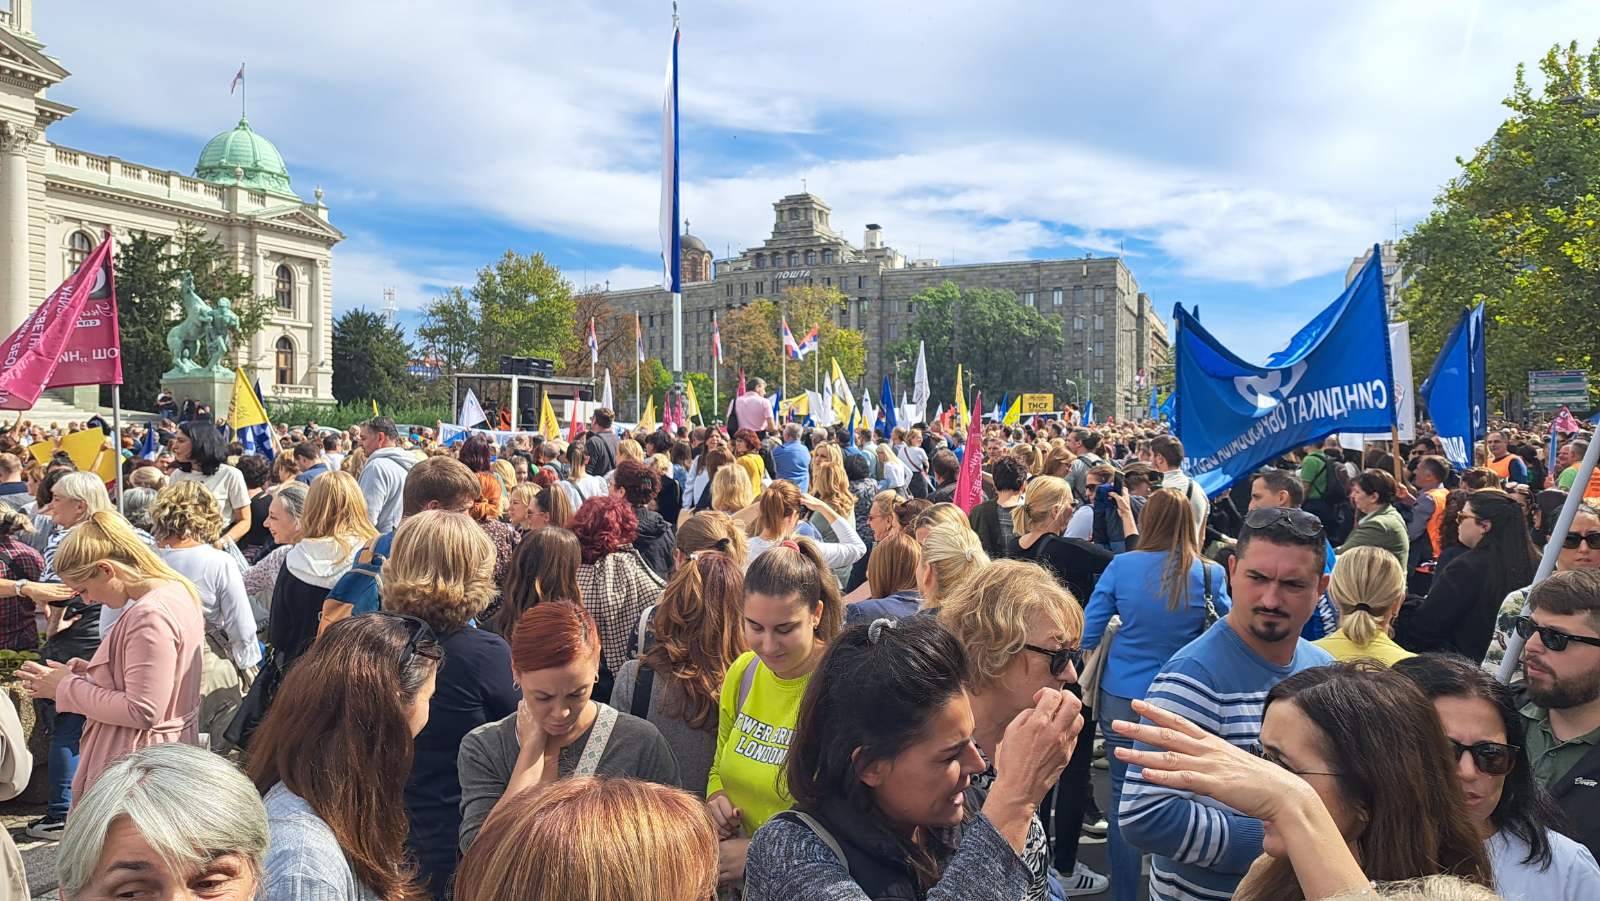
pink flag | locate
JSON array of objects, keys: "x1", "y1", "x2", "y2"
[
  {"x1": 48, "y1": 233, "x2": 122, "y2": 390},
  {"x1": 952, "y1": 392, "x2": 984, "y2": 513},
  {"x1": 0, "y1": 236, "x2": 116, "y2": 409},
  {"x1": 1552, "y1": 406, "x2": 1582, "y2": 436}
]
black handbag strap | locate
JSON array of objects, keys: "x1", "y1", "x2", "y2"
[{"x1": 630, "y1": 663, "x2": 655, "y2": 719}]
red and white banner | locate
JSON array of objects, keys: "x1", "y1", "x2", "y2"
[{"x1": 0, "y1": 235, "x2": 119, "y2": 410}]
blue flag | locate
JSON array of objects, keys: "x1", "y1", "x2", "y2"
[
  {"x1": 1148, "y1": 387, "x2": 1159, "y2": 420},
  {"x1": 138, "y1": 422, "x2": 159, "y2": 461},
  {"x1": 1174, "y1": 245, "x2": 1395, "y2": 495},
  {"x1": 1419, "y1": 303, "x2": 1485, "y2": 471},
  {"x1": 1083, "y1": 399, "x2": 1094, "y2": 425},
  {"x1": 880, "y1": 375, "x2": 898, "y2": 438},
  {"x1": 1158, "y1": 391, "x2": 1176, "y2": 421}
]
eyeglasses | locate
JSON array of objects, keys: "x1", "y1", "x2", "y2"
[
  {"x1": 1457, "y1": 511, "x2": 1485, "y2": 524},
  {"x1": 1562, "y1": 531, "x2": 1600, "y2": 551},
  {"x1": 1449, "y1": 739, "x2": 1518, "y2": 776},
  {"x1": 1242, "y1": 506, "x2": 1326, "y2": 540},
  {"x1": 1248, "y1": 741, "x2": 1341, "y2": 777},
  {"x1": 369, "y1": 612, "x2": 444, "y2": 664},
  {"x1": 1514, "y1": 615, "x2": 1600, "y2": 652},
  {"x1": 1023, "y1": 643, "x2": 1079, "y2": 678}
]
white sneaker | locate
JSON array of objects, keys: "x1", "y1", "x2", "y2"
[{"x1": 1059, "y1": 861, "x2": 1109, "y2": 896}]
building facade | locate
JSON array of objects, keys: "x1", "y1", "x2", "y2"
[
  {"x1": 0, "y1": 0, "x2": 340, "y2": 405},
  {"x1": 607, "y1": 192, "x2": 1168, "y2": 420}
]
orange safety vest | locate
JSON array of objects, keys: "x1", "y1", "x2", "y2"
[
  {"x1": 1423, "y1": 486, "x2": 1449, "y2": 558},
  {"x1": 1488, "y1": 453, "x2": 1519, "y2": 482}
]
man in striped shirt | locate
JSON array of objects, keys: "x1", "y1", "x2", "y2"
[{"x1": 1118, "y1": 507, "x2": 1335, "y2": 901}]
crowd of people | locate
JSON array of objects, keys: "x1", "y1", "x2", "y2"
[{"x1": 0, "y1": 401, "x2": 1596, "y2": 900}]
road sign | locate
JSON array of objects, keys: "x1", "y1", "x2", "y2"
[
  {"x1": 1527, "y1": 370, "x2": 1591, "y2": 411},
  {"x1": 1021, "y1": 393, "x2": 1055, "y2": 414}
]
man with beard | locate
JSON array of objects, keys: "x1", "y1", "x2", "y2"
[
  {"x1": 1118, "y1": 507, "x2": 1334, "y2": 901},
  {"x1": 1518, "y1": 568, "x2": 1600, "y2": 859}
]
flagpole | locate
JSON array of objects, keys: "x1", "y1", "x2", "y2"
[
  {"x1": 814, "y1": 350, "x2": 819, "y2": 394},
  {"x1": 113, "y1": 385, "x2": 124, "y2": 513},
  {"x1": 712, "y1": 313, "x2": 720, "y2": 427}
]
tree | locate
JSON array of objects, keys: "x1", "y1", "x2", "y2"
[
  {"x1": 716, "y1": 286, "x2": 863, "y2": 396},
  {"x1": 889, "y1": 281, "x2": 1063, "y2": 406},
  {"x1": 332, "y1": 309, "x2": 414, "y2": 409},
  {"x1": 110, "y1": 225, "x2": 271, "y2": 409},
  {"x1": 416, "y1": 251, "x2": 579, "y2": 375},
  {"x1": 685, "y1": 371, "x2": 716, "y2": 422},
  {"x1": 1399, "y1": 41, "x2": 1600, "y2": 409}
]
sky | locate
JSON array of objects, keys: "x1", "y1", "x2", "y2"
[{"x1": 26, "y1": 1, "x2": 1600, "y2": 360}]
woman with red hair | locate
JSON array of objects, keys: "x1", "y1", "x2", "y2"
[
  {"x1": 570, "y1": 495, "x2": 665, "y2": 702},
  {"x1": 456, "y1": 602, "x2": 681, "y2": 855},
  {"x1": 459, "y1": 435, "x2": 516, "y2": 586}
]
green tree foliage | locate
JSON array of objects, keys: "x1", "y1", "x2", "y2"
[
  {"x1": 890, "y1": 281, "x2": 1063, "y2": 405},
  {"x1": 717, "y1": 286, "x2": 863, "y2": 394},
  {"x1": 416, "y1": 251, "x2": 579, "y2": 375},
  {"x1": 331, "y1": 309, "x2": 414, "y2": 409},
  {"x1": 685, "y1": 371, "x2": 716, "y2": 422},
  {"x1": 1399, "y1": 41, "x2": 1600, "y2": 406},
  {"x1": 110, "y1": 226, "x2": 271, "y2": 409}
]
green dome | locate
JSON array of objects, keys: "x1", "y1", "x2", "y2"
[{"x1": 194, "y1": 117, "x2": 297, "y2": 198}]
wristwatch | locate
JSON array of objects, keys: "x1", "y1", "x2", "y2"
[{"x1": 14, "y1": 579, "x2": 28, "y2": 597}]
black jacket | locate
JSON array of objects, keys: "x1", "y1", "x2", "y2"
[
  {"x1": 585, "y1": 430, "x2": 619, "y2": 477},
  {"x1": 632, "y1": 507, "x2": 675, "y2": 580},
  {"x1": 1395, "y1": 547, "x2": 1508, "y2": 663}
]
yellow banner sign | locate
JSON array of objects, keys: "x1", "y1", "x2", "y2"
[{"x1": 1020, "y1": 393, "x2": 1055, "y2": 414}]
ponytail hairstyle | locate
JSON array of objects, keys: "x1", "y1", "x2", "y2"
[
  {"x1": 866, "y1": 532, "x2": 921, "y2": 600},
  {"x1": 675, "y1": 511, "x2": 747, "y2": 565},
  {"x1": 751, "y1": 479, "x2": 803, "y2": 540},
  {"x1": 745, "y1": 537, "x2": 843, "y2": 642},
  {"x1": 1012, "y1": 475, "x2": 1070, "y2": 535},
  {"x1": 919, "y1": 522, "x2": 989, "y2": 604},
  {"x1": 1327, "y1": 546, "x2": 1405, "y2": 647},
  {"x1": 533, "y1": 482, "x2": 573, "y2": 529},
  {"x1": 53, "y1": 510, "x2": 200, "y2": 607},
  {"x1": 644, "y1": 551, "x2": 746, "y2": 729}
]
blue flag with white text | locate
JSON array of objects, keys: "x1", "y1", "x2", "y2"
[
  {"x1": 1419, "y1": 303, "x2": 1485, "y2": 471},
  {"x1": 1083, "y1": 399, "x2": 1094, "y2": 425},
  {"x1": 1174, "y1": 245, "x2": 1395, "y2": 495}
]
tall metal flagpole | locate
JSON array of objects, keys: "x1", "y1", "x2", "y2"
[
  {"x1": 113, "y1": 385, "x2": 124, "y2": 513},
  {"x1": 712, "y1": 312, "x2": 719, "y2": 427},
  {"x1": 1498, "y1": 431, "x2": 1600, "y2": 682},
  {"x1": 662, "y1": 5, "x2": 685, "y2": 430},
  {"x1": 635, "y1": 312, "x2": 642, "y2": 423}
]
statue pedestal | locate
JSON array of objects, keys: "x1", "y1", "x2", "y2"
[{"x1": 163, "y1": 370, "x2": 234, "y2": 419}]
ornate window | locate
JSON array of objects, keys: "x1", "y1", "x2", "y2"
[
  {"x1": 755, "y1": 253, "x2": 766, "y2": 269},
  {"x1": 821, "y1": 249, "x2": 834, "y2": 264},
  {"x1": 275, "y1": 337, "x2": 295, "y2": 385},
  {"x1": 67, "y1": 231, "x2": 96, "y2": 271},
  {"x1": 805, "y1": 250, "x2": 817, "y2": 265},
  {"x1": 274, "y1": 265, "x2": 294, "y2": 311}
]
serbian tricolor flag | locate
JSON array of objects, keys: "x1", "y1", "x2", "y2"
[
  {"x1": 587, "y1": 317, "x2": 599, "y2": 364},
  {"x1": 782, "y1": 318, "x2": 800, "y2": 358},
  {"x1": 712, "y1": 312, "x2": 723, "y2": 363},
  {"x1": 230, "y1": 63, "x2": 245, "y2": 94},
  {"x1": 635, "y1": 312, "x2": 645, "y2": 362},
  {"x1": 794, "y1": 326, "x2": 819, "y2": 360},
  {"x1": 0, "y1": 233, "x2": 119, "y2": 409}
]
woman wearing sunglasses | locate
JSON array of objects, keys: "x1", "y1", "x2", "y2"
[
  {"x1": 1394, "y1": 654, "x2": 1600, "y2": 899},
  {"x1": 1484, "y1": 502, "x2": 1600, "y2": 674},
  {"x1": 248, "y1": 613, "x2": 442, "y2": 901}
]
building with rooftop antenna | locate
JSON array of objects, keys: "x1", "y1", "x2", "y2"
[{"x1": 0, "y1": 0, "x2": 340, "y2": 407}]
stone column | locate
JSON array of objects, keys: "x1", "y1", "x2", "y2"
[
  {"x1": 309, "y1": 259, "x2": 328, "y2": 395},
  {"x1": 0, "y1": 122, "x2": 38, "y2": 337}
]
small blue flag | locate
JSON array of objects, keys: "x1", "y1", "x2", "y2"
[
  {"x1": 1419, "y1": 302, "x2": 1485, "y2": 471},
  {"x1": 138, "y1": 422, "x2": 159, "y2": 461},
  {"x1": 880, "y1": 375, "x2": 898, "y2": 437}
]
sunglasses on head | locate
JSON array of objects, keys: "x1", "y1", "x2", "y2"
[
  {"x1": 369, "y1": 611, "x2": 444, "y2": 664},
  {"x1": 1023, "y1": 643, "x2": 1079, "y2": 678},
  {"x1": 1514, "y1": 615, "x2": 1600, "y2": 652},
  {"x1": 1243, "y1": 506, "x2": 1326, "y2": 540},
  {"x1": 1449, "y1": 739, "x2": 1517, "y2": 776},
  {"x1": 1562, "y1": 531, "x2": 1600, "y2": 551}
]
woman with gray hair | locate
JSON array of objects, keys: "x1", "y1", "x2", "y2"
[
  {"x1": 57, "y1": 742, "x2": 269, "y2": 900},
  {"x1": 120, "y1": 486, "x2": 158, "y2": 533},
  {"x1": 243, "y1": 482, "x2": 308, "y2": 628}
]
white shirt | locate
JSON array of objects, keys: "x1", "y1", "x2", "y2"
[
  {"x1": 1157, "y1": 469, "x2": 1209, "y2": 542},
  {"x1": 158, "y1": 545, "x2": 261, "y2": 671},
  {"x1": 171, "y1": 465, "x2": 251, "y2": 526},
  {"x1": 558, "y1": 474, "x2": 610, "y2": 512},
  {"x1": 1487, "y1": 828, "x2": 1600, "y2": 901},
  {"x1": 1064, "y1": 506, "x2": 1094, "y2": 541},
  {"x1": 746, "y1": 511, "x2": 866, "y2": 575}
]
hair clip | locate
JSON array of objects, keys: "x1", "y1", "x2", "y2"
[
  {"x1": 778, "y1": 539, "x2": 802, "y2": 553},
  {"x1": 867, "y1": 617, "x2": 896, "y2": 644}
]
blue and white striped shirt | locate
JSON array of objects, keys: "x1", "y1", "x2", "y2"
[{"x1": 1118, "y1": 617, "x2": 1333, "y2": 901}]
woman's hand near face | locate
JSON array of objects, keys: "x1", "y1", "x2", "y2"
[{"x1": 984, "y1": 686, "x2": 1082, "y2": 853}]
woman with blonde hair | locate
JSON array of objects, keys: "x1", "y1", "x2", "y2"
[
  {"x1": 710, "y1": 462, "x2": 754, "y2": 518},
  {"x1": 1043, "y1": 445, "x2": 1075, "y2": 479},
  {"x1": 455, "y1": 776, "x2": 717, "y2": 901},
  {"x1": 507, "y1": 483, "x2": 540, "y2": 532},
  {"x1": 528, "y1": 482, "x2": 572, "y2": 530},
  {"x1": 341, "y1": 447, "x2": 368, "y2": 480},
  {"x1": 844, "y1": 532, "x2": 923, "y2": 622},
  {"x1": 744, "y1": 480, "x2": 865, "y2": 574},
  {"x1": 674, "y1": 510, "x2": 748, "y2": 569},
  {"x1": 1315, "y1": 545, "x2": 1414, "y2": 665},
  {"x1": 617, "y1": 438, "x2": 646, "y2": 466},
  {"x1": 271, "y1": 471, "x2": 377, "y2": 667},
  {"x1": 148, "y1": 481, "x2": 260, "y2": 749},
  {"x1": 865, "y1": 490, "x2": 903, "y2": 543},
  {"x1": 908, "y1": 501, "x2": 968, "y2": 543},
  {"x1": 689, "y1": 446, "x2": 736, "y2": 514},
  {"x1": 917, "y1": 521, "x2": 989, "y2": 607},
  {"x1": 808, "y1": 445, "x2": 855, "y2": 522},
  {"x1": 18, "y1": 511, "x2": 203, "y2": 805},
  {"x1": 1013, "y1": 443, "x2": 1044, "y2": 477},
  {"x1": 875, "y1": 441, "x2": 909, "y2": 491},
  {"x1": 1009, "y1": 474, "x2": 1116, "y2": 601},
  {"x1": 612, "y1": 551, "x2": 746, "y2": 795},
  {"x1": 380, "y1": 510, "x2": 520, "y2": 896}
]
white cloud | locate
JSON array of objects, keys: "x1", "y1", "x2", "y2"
[
  {"x1": 31, "y1": 0, "x2": 1600, "y2": 301},
  {"x1": 330, "y1": 234, "x2": 476, "y2": 314}
]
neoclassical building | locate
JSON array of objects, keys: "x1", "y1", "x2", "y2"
[
  {"x1": 607, "y1": 193, "x2": 1169, "y2": 420},
  {"x1": 0, "y1": 0, "x2": 339, "y2": 406}
]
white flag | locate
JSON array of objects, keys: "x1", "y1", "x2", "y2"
[
  {"x1": 912, "y1": 341, "x2": 930, "y2": 411},
  {"x1": 602, "y1": 370, "x2": 615, "y2": 412},
  {"x1": 459, "y1": 388, "x2": 487, "y2": 428}
]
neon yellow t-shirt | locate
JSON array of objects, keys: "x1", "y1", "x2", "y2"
[
  {"x1": 705, "y1": 650, "x2": 811, "y2": 833},
  {"x1": 1314, "y1": 629, "x2": 1417, "y2": 667}
]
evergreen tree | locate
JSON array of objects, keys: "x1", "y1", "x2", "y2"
[{"x1": 332, "y1": 309, "x2": 415, "y2": 409}]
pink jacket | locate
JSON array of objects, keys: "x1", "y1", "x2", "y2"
[{"x1": 55, "y1": 580, "x2": 204, "y2": 805}]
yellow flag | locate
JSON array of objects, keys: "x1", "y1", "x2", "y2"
[
  {"x1": 639, "y1": 397, "x2": 657, "y2": 432},
  {"x1": 229, "y1": 368, "x2": 270, "y2": 429},
  {"x1": 684, "y1": 380, "x2": 701, "y2": 420},
  {"x1": 538, "y1": 391, "x2": 561, "y2": 440},
  {"x1": 954, "y1": 365, "x2": 969, "y2": 430},
  {"x1": 829, "y1": 358, "x2": 854, "y2": 425},
  {"x1": 1002, "y1": 394, "x2": 1022, "y2": 426},
  {"x1": 371, "y1": 398, "x2": 380, "y2": 417},
  {"x1": 54, "y1": 428, "x2": 117, "y2": 483}
]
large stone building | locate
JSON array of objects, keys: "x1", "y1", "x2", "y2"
[
  {"x1": 0, "y1": 0, "x2": 340, "y2": 407},
  {"x1": 606, "y1": 192, "x2": 1168, "y2": 420}
]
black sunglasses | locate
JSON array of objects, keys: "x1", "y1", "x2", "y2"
[
  {"x1": 1449, "y1": 739, "x2": 1518, "y2": 776},
  {"x1": 1514, "y1": 615, "x2": 1600, "y2": 652},
  {"x1": 1243, "y1": 506, "x2": 1327, "y2": 540},
  {"x1": 369, "y1": 612, "x2": 444, "y2": 664},
  {"x1": 1562, "y1": 531, "x2": 1600, "y2": 551},
  {"x1": 1023, "y1": 643, "x2": 1079, "y2": 678},
  {"x1": 1248, "y1": 741, "x2": 1341, "y2": 777}
]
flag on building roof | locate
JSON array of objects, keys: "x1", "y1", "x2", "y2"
[{"x1": 230, "y1": 63, "x2": 245, "y2": 94}]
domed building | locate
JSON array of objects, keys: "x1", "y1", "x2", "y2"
[{"x1": 0, "y1": 0, "x2": 340, "y2": 409}]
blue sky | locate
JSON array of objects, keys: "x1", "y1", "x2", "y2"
[{"x1": 27, "y1": 1, "x2": 1600, "y2": 359}]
